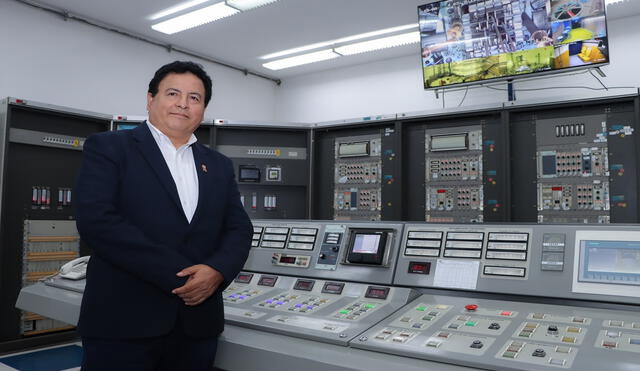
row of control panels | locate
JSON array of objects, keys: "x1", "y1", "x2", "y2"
[
  {"x1": 226, "y1": 218, "x2": 640, "y2": 370},
  {"x1": 29, "y1": 218, "x2": 640, "y2": 371}
]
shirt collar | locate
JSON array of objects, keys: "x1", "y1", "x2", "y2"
[{"x1": 146, "y1": 120, "x2": 197, "y2": 149}]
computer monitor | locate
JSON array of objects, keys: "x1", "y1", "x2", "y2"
[{"x1": 572, "y1": 231, "x2": 640, "y2": 298}]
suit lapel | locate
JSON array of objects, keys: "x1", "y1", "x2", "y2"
[
  {"x1": 190, "y1": 143, "x2": 209, "y2": 227},
  {"x1": 132, "y1": 123, "x2": 184, "y2": 218}
]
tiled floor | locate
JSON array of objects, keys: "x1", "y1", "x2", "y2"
[{"x1": 0, "y1": 342, "x2": 82, "y2": 371}]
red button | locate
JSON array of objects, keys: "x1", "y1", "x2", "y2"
[
  {"x1": 465, "y1": 304, "x2": 478, "y2": 311},
  {"x1": 500, "y1": 311, "x2": 512, "y2": 316}
]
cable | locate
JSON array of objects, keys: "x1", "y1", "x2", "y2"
[
  {"x1": 458, "y1": 87, "x2": 469, "y2": 107},
  {"x1": 13, "y1": 0, "x2": 282, "y2": 85},
  {"x1": 589, "y1": 69, "x2": 608, "y2": 91}
]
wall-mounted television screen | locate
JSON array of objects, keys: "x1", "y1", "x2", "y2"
[{"x1": 418, "y1": 0, "x2": 609, "y2": 89}]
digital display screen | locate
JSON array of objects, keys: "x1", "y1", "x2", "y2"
[
  {"x1": 239, "y1": 165, "x2": 260, "y2": 182},
  {"x1": 579, "y1": 240, "x2": 640, "y2": 285},
  {"x1": 430, "y1": 134, "x2": 467, "y2": 151},
  {"x1": 279, "y1": 256, "x2": 297, "y2": 264},
  {"x1": 257, "y1": 275, "x2": 277, "y2": 287},
  {"x1": 408, "y1": 261, "x2": 431, "y2": 275},
  {"x1": 352, "y1": 234, "x2": 382, "y2": 254},
  {"x1": 234, "y1": 273, "x2": 253, "y2": 283},
  {"x1": 419, "y1": 0, "x2": 609, "y2": 89},
  {"x1": 294, "y1": 279, "x2": 315, "y2": 291},
  {"x1": 365, "y1": 286, "x2": 390, "y2": 300},
  {"x1": 322, "y1": 282, "x2": 345, "y2": 294},
  {"x1": 542, "y1": 155, "x2": 557, "y2": 176},
  {"x1": 338, "y1": 142, "x2": 369, "y2": 157}
]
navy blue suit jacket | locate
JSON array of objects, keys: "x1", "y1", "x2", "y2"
[{"x1": 75, "y1": 123, "x2": 252, "y2": 339}]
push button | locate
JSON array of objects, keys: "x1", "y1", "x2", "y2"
[
  {"x1": 549, "y1": 358, "x2": 565, "y2": 366},
  {"x1": 532, "y1": 348, "x2": 546, "y2": 357},
  {"x1": 465, "y1": 304, "x2": 478, "y2": 311},
  {"x1": 470, "y1": 340, "x2": 483, "y2": 349}
]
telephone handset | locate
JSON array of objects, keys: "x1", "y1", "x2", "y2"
[{"x1": 59, "y1": 256, "x2": 90, "y2": 280}]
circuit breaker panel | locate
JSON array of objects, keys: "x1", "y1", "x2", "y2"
[
  {"x1": 535, "y1": 115, "x2": 613, "y2": 223},
  {"x1": 333, "y1": 134, "x2": 382, "y2": 221},
  {"x1": 425, "y1": 126, "x2": 483, "y2": 223},
  {"x1": 0, "y1": 98, "x2": 110, "y2": 349}
]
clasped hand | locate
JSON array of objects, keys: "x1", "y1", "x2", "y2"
[{"x1": 172, "y1": 264, "x2": 223, "y2": 306}]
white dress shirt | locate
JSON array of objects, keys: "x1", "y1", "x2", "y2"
[{"x1": 147, "y1": 121, "x2": 199, "y2": 222}]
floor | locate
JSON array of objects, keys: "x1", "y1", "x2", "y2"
[{"x1": 0, "y1": 342, "x2": 82, "y2": 371}]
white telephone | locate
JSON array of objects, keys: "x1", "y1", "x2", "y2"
[{"x1": 59, "y1": 256, "x2": 90, "y2": 280}]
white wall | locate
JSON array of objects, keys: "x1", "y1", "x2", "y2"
[
  {"x1": 275, "y1": 15, "x2": 640, "y2": 123},
  {"x1": 0, "y1": 1, "x2": 277, "y2": 121}
]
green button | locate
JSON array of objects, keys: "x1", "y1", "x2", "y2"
[
  {"x1": 366, "y1": 304, "x2": 376, "y2": 309},
  {"x1": 416, "y1": 306, "x2": 427, "y2": 311},
  {"x1": 465, "y1": 321, "x2": 477, "y2": 327},
  {"x1": 340, "y1": 310, "x2": 350, "y2": 314}
]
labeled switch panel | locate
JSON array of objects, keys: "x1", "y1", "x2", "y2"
[
  {"x1": 425, "y1": 127, "x2": 483, "y2": 223},
  {"x1": 334, "y1": 134, "x2": 382, "y2": 221},
  {"x1": 535, "y1": 116, "x2": 611, "y2": 223}
]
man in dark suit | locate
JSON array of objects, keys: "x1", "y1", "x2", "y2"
[{"x1": 75, "y1": 61, "x2": 252, "y2": 371}]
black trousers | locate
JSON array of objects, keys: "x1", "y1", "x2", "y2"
[{"x1": 81, "y1": 321, "x2": 218, "y2": 371}]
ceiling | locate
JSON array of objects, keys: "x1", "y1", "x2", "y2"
[{"x1": 24, "y1": 0, "x2": 640, "y2": 82}]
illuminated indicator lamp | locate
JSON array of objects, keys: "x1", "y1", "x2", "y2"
[
  {"x1": 500, "y1": 311, "x2": 512, "y2": 316},
  {"x1": 437, "y1": 189, "x2": 446, "y2": 193},
  {"x1": 552, "y1": 187, "x2": 563, "y2": 191},
  {"x1": 465, "y1": 304, "x2": 478, "y2": 311}
]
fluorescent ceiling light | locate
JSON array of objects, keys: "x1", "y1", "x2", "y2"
[
  {"x1": 226, "y1": 0, "x2": 278, "y2": 11},
  {"x1": 334, "y1": 32, "x2": 420, "y2": 56},
  {"x1": 263, "y1": 50, "x2": 340, "y2": 70},
  {"x1": 605, "y1": 0, "x2": 624, "y2": 4},
  {"x1": 260, "y1": 23, "x2": 418, "y2": 60},
  {"x1": 152, "y1": 2, "x2": 239, "y2": 34},
  {"x1": 148, "y1": 0, "x2": 209, "y2": 21}
]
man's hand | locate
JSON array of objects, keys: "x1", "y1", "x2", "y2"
[{"x1": 172, "y1": 264, "x2": 223, "y2": 306}]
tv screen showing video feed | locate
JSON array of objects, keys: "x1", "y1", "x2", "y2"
[{"x1": 418, "y1": 0, "x2": 609, "y2": 89}]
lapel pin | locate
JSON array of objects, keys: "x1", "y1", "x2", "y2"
[{"x1": 201, "y1": 164, "x2": 208, "y2": 173}]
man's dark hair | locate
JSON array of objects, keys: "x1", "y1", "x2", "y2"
[{"x1": 148, "y1": 61, "x2": 213, "y2": 106}]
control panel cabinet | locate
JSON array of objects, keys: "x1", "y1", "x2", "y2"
[
  {"x1": 247, "y1": 220, "x2": 405, "y2": 284},
  {"x1": 214, "y1": 125, "x2": 310, "y2": 220},
  {"x1": 222, "y1": 273, "x2": 418, "y2": 345},
  {"x1": 396, "y1": 223, "x2": 640, "y2": 306},
  {"x1": 0, "y1": 98, "x2": 110, "y2": 349},
  {"x1": 227, "y1": 220, "x2": 419, "y2": 345}
]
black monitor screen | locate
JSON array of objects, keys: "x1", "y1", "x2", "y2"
[{"x1": 346, "y1": 229, "x2": 390, "y2": 265}]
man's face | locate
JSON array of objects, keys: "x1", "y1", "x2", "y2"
[{"x1": 147, "y1": 72, "x2": 206, "y2": 141}]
